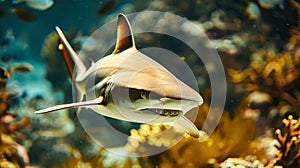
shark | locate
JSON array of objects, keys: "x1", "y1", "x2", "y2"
[{"x1": 35, "y1": 13, "x2": 204, "y2": 138}]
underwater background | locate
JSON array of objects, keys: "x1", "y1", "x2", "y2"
[{"x1": 1, "y1": 0, "x2": 300, "y2": 167}]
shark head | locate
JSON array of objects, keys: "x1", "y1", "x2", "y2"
[{"x1": 35, "y1": 14, "x2": 204, "y2": 138}]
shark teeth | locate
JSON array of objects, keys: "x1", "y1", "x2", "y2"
[{"x1": 150, "y1": 108, "x2": 181, "y2": 116}]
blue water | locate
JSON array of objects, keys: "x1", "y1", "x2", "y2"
[{"x1": 0, "y1": 0, "x2": 133, "y2": 98}]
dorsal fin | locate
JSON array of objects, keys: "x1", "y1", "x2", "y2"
[
  {"x1": 55, "y1": 26, "x2": 87, "y2": 80},
  {"x1": 112, "y1": 13, "x2": 135, "y2": 54}
]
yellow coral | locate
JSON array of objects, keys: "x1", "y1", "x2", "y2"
[
  {"x1": 270, "y1": 115, "x2": 300, "y2": 167},
  {"x1": 229, "y1": 49, "x2": 300, "y2": 113},
  {"x1": 129, "y1": 99, "x2": 265, "y2": 167},
  {"x1": 160, "y1": 111, "x2": 261, "y2": 167},
  {"x1": 126, "y1": 124, "x2": 183, "y2": 155}
]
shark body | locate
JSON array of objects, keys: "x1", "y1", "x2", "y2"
[{"x1": 35, "y1": 14, "x2": 203, "y2": 138}]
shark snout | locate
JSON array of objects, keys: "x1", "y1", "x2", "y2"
[{"x1": 155, "y1": 80, "x2": 203, "y2": 107}]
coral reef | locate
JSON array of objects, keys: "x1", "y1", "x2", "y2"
[
  {"x1": 53, "y1": 148, "x2": 139, "y2": 168},
  {"x1": 41, "y1": 0, "x2": 300, "y2": 167},
  {"x1": 52, "y1": 148, "x2": 106, "y2": 168},
  {"x1": 228, "y1": 50, "x2": 300, "y2": 105},
  {"x1": 228, "y1": 1, "x2": 300, "y2": 127},
  {"x1": 3, "y1": 0, "x2": 300, "y2": 167},
  {"x1": 218, "y1": 156, "x2": 264, "y2": 168},
  {"x1": 38, "y1": 1, "x2": 300, "y2": 167},
  {"x1": 126, "y1": 100, "x2": 266, "y2": 168},
  {"x1": 268, "y1": 115, "x2": 300, "y2": 167},
  {"x1": 0, "y1": 66, "x2": 31, "y2": 168},
  {"x1": 125, "y1": 123, "x2": 183, "y2": 155}
]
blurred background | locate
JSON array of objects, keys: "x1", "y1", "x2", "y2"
[{"x1": 0, "y1": 0, "x2": 300, "y2": 167}]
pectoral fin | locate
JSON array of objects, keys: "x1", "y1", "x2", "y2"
[
  {"x1": 34, "y1": 97, "x2": 103, "y2": 114},
  {"x1": 170, "y1": 115, "x2": 201, "y2": 138}
]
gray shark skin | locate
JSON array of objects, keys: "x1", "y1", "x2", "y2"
[{"x1": 35, "y1": 13, "x2": 204, "y2": 138}]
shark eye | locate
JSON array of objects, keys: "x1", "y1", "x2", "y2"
[{"x1": 137, "y1": 90, "x2": 163, "y2": 100}]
